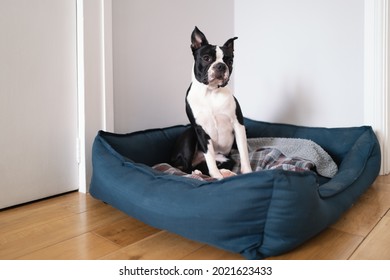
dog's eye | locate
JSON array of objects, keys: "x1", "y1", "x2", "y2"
[
  {"x1": 226, "y1": 58, "x2": 234, "y2": 66},
  {"x1": 202, "y1": 55, "x2": 211, "y2": 62}
]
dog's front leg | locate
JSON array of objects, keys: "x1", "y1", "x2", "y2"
[
  {"x1": 234, "y1": 122, "x2": 252, "y2": 174},
  {"x1": 203, "y1": 142, "x2": 224, "y2": 179}
]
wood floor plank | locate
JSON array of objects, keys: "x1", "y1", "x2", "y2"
[
  {"x1": 373, "y1": 174, "x2": 390, "y2": 185},
  {"x1": 267, "y1": 228, "x2": 363, "y2": 260},
  {"x1": 17, "y1": 232, "x2": 121, "y2": 260},
  {"x1": 0, "y1": 192, "x2": 78, "y2": 234},
  {"x1": 0, "y1": 193, "x2": 103, "y2": 236},
  {"x1": 93, "y1": 217, "x2": 161, "y2": 247},
  {"x1": 100, "y1": 231, "x2": 204, "y2": 260},
  {"x1": 330, "y1": 181, "x2": 390, "y2": 237},
  {"x1": 182, "y1": 245, "x2": 244, "y2": 260},
  {"x1": 350, "y1": 211, "x2": 390, "y2": 260},
  {"x1": 0, "y1": 202, "x2": 127, "y2": 259}
]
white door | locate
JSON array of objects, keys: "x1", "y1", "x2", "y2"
[{"x1": 0, "y1": 0, "x2": 79, "y2": 209}]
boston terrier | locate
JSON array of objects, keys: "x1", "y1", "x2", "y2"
[{"x1": 171, "y1": 27, "x2": 252, "y2": 179}]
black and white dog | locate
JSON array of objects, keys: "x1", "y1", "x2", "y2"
[{"x1": 171, "y1": 27, "x2": 252, "y2": 179}]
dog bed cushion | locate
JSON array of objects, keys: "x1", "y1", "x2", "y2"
[{"x1": 89, "y1": 118, "x2": 381, "y2": 259}]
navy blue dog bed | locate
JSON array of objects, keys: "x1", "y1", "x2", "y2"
[{"x1": 89, "y1": 118, "x2": 381, "y2": 259}]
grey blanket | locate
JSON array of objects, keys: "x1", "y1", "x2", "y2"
[
  {"x1": 153, "y1": 137, "x2": 338, "y2": 181},
  {"x1": 243, "y1": 138, "x2": 338, "y2": 178}
]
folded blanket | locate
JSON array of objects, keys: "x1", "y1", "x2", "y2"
[
  {"x1": 231, "y1": 147, "x2": 316, "y2": 175},
  {"x1": 243, "y1": 138, "x2": 338, "y2": 178},
  {"x1": 153, "y1": 163, "x2": 216, "y2": 182},
  {"x1": 153, "y1": 137, "x2": 338, "y2": 181}
]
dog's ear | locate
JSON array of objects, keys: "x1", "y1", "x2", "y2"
[
  {"x1": 191, "y1": 26, "x2": 209, "y2": 51},
  {"x1": 223, "y1": 37, "x2": 238, "y2": 52}
]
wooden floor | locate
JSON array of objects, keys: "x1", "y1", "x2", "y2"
[{"x1": 1, "y1": 175, "x2": 390, "y2": 260}]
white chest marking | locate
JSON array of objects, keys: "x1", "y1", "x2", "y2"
[{"x1": 187, "y1": 82, "x2": 236, "y2": 154}]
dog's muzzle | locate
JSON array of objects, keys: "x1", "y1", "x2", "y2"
[{"x1": 209, "y1": 62, "x2": 230, "y2": 87}]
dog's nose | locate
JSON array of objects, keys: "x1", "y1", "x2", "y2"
[{"x1": 215, "y1": 63, "x2": 227, "y2": 72}]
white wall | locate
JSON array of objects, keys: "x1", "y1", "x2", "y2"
[
  {"x1": 234, "y1": 0, "x2": 365, "y2": 127},
  {"x1": 112, "y1": 0, "x2": 366, "y2": 131},
  {"x1": 112, "y1": 0, "x2": 234, "y2": 133}
]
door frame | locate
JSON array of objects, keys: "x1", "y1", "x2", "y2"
[
  {"x1": 364, "y1": 0, "x2": 390, "y2": 175},
  {"x1": 77, "y1": 0, "x2": 114, "y2": 193}
]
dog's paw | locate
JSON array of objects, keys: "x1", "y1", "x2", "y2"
[
  {"x1": 192, "y1": 170, "x2": 203, "y2": 175},
  {"x1": 220, "y1": 169, "x2": 237, "y2": 178},
  {"x1": 241, "y1": 165, "x2": 252, "y2": 174},
  {"x1": 209, "y1": 170, "x2": 224, "y2": 180}
]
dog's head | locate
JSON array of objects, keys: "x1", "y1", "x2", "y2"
[{"x1": 191, "y1": 26, "x2": 237, "y2": 88}]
